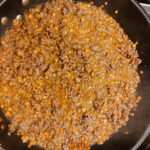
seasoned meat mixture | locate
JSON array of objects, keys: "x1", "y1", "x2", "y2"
[{"x1": 0, "y1": 0, "x2": 141, "y2": 150}]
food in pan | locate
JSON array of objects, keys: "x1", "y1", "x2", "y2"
[{"x1": 0, "y1": 0, "x2": 141, "y2": 149}]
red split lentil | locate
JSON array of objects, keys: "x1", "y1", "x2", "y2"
[
  {"x1": 7, "y1": 131, "x2": 11, "y2": 136},
  {"x1": 140, "y1": 70, "x2": 144, "y2": 75},
  {"x1": 0, "y1": 0, "x2": 141, "y2": 150},
  {"x1": 104, "y1": 2, "x2": 108, "y2": 6},
  {"x1": 115, "y1": 10, "x2": 119, "y2": 14},
  {"x1": 0, "y1": 124, "x2": 5, "y2": 130}
]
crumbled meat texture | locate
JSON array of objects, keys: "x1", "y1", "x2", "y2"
[{"x1": 0, "y1": 0, "x2": 141, "y2": 150}]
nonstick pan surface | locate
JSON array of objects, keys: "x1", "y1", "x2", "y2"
[{"x1": 0, "y1": 0, "x2": 150, "y2": 150}]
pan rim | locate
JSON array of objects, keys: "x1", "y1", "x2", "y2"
[{"x1": 131, "y1": 0, "x2": 150, "y2": 24}]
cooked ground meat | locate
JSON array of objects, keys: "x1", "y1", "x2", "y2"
[{"x1": 0, "y1": 0, "x2": 141, "y2": 150}]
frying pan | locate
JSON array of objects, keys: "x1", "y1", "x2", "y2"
[{"x1": 0, "y1": 0, "x2": 150, "y2": 150}]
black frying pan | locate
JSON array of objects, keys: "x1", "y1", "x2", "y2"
[{"x1": 0, "y1": 0, "x2": 150, "y2": 150}]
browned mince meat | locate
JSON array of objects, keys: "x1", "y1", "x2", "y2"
[{"x1": 0, "y1": 0, "x2": 141, "y2": 150}]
